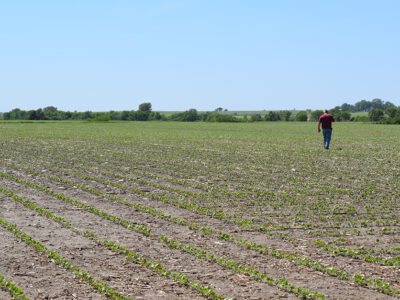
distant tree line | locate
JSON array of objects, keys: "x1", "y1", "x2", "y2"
[
  {"x1": 2, "y1": 99, "x2": 399, "y2": 124},
  {"x1": 336, "y1": 98, "x2": 396, "y2": 112},
  {"x1": 331, "y1": 98, "x2": 400, "y2": 124},
  {"x1": 2, "y1": 103, "x2": 163, "y2": 122},
  {"x1": 368, "y1": 107, "x2": 400, "y2": 124}
]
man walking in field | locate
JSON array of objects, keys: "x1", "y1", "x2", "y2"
[{"x1": 318, "y1": 110, "x2": 335, "y2": 149}]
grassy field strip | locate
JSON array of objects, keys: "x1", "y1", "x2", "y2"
[
  {"x1": 0, "y1": 185, "x2": 229, "y2": 300},
  {"x1": 0, "y1": 215, "x2": 130, "y2": 300},
  {"x1": 4, "y1": 151, "x2": 400, "y2": 238},
  {"x1": 1, "y1": 164, "x2": 399, "y2": 298},
  {"x1": 0, "y1": 273, "x2": 30, "y2": 300}
]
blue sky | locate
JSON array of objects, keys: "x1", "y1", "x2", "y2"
[{"x1": 1, "y1": 0, "x2": 399, "y2": 112}]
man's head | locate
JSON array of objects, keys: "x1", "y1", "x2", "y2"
[{"x1": 324, "y1": 110, "x2": 329, "y2": 113}]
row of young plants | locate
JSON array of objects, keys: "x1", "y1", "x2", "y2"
[
  {"x1": 2, "y1": 149, "x2": 397, "y2": 235},
  {"x1": 1, "y1": 144, "x2": 277, "y2": 203},
  {"x1": 313, "y1": 239, "x2": 400, "y2": 268},
  {"x1": 0, "y1": 155, "x2": 254, "y2": 228},
  {"x1": 1, "y1": 136, "x2": 398, "y2": 237},
  {"x1": 0, "y1": 185, "x2": 229, "y2": 300},
  {"x1": 0, "y1": 141, "x2": 356, "y2": 207},
  {"x1": 2, "y1": 146, "x2": 399, "y2": 249},
  {"x1": 2, "y1": 152, "x2": 363, "y2": 237},
  {"x1": 160, "y1": 235, "x2": 326, "y2": 300},
  {"x1": 0, "y1": 141, "x2": 388, "y2": 216},
  {"x1": 0, "y1": 273, "x2": 30, "y2": 300},
  {"x1": 27, "y1": 158, "x2": 400, "y2": 236},
  {"x1": 2, "y1": 126, "x2": 398, "y2": 198},
  {"x1": 4, "y1": 129, "x2": 396, "y2": 199},
  {"x1": 2, "y1": 141, "x2": 371, "y2": 205},
  {"x1": 0, "y1": 168, "x2": 332, "y2": 299},
  {"x1": 0, "y1": 169, "x2": 151, "y2": 236},
  {"x1": 0, "y1": 216, "x2": 130, "y2": 300},
  {"x1": 50, "y1": 138, "x2": 394, "y2": 202},
  {"x1": 3, "y1": 157, "x2": 188, "y2": 227},
  {"x1": 3, "y1": 146, "x2": 400, "y2": 251},
  {"x1": 3, "y1": 143, "x2": 397, "y2": 232},
  {"x1": 1, "y1": 162, "x2": 399, "y2": 298},
  {"x1": 0, "y1": 180, "x2": 331, "y2": 300}
]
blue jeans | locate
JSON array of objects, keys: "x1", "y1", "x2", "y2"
[{"x1": 322, "y1": 128, "x2": 332, "y2": 149}]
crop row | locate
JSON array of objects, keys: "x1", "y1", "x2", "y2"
[
  {"x1": 160, "y1": 235, "x2": 326, "y2": 299},
  {"x1": 0, "y1": 170, "x2": 151, "y2": 236},
  {"x1": 0, "y1": 182, "x2": 330, "y2": 299},
  {"x1": 2, "y1": 144, "x2": 399, "y2": 231},
  {"x1": 5, "y1": 141, "x2": 395, "y2": 211},
  {"x1": 313, "y1": 239, "x2": 400, "y2": 268},
  {"x1": 3, "y1": 148, "x2": 400, "y2": 258},
  {"x1": 5, "y1": 137, "x2": 396, "y2": 200},
  {"x1": 1, "y1": 164, "x2": 399, "y2": 298},
  {"x1": 0, "y1": 216, "x2": 130, "y2": 300},
  {"x1": 2, "y1": 151, "x2": 399, "y2": 236},
  {"x1": 0, "y1": 273, "x2": 30, "y2": 300},
  {"x1": 0, "y1": 185, "x2": 228, "y2": 300}
]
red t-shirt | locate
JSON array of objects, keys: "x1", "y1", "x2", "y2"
[{"x1": 318, "y1": 113, "x2": 335, "y2": 129}]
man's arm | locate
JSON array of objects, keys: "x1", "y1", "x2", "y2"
[{"x1": 318, "y1": 119, "x2": 321, "y2": 132}]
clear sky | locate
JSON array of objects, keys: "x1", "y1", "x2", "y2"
[{"x1": 1, "y1": 0, "x2": 399, "y2": 112}]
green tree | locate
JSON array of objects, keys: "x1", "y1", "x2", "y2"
[
  {"x1": 385, "y1": 107, "x2": 400, "y2": 119},
  {"x1": 340, "y1": 103, "x2": 355, "y2": 112},
  {"x1": 138, "y1": 102, "x2": 152, "y2": 112},
  {"x1": 369, "y1": 108, "x2": 384, "y2": 122},
  {"x1": 385, "y1": 107, "x2": 400, "y2": 124},
  {"x1": 295, "y1": 111, "x2": 308, "y2": 121},
  {"x1": 182, "y1": 109, "x2": 198, "y2": 121},
  {"x1": 121, "y1": 110, "x2": 130, "y2": 120},
  {"x1": 329, "y1": 108, "x2": 343, "y2": 121},
  {"x1": 340, "y1": 111, "x2": 351, "y2": 121},
  {"x1": 251, "y1": 114, "x2": 262, "y2": 121},
  {"x1": 265, "y1": 111, "x2": 280, "y2": 121},
  {"x1": 43, "y1": 106, "x2": 61, "y2": 120},
  {"x1": 82, "y1": 111, "x2": 94, "y2": 120},
  {"x1": 279, "y1": 110, "x2": 292, "y2": 121},
  {"x1": 310, "y1": 110, "x2": 323, "y2": 122},
  {"x1": 148, "y1": 111, "x2": 162, "y2": 120}
]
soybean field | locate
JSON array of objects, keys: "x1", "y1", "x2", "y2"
[{"x1": 0, "y1": 121, "x2": 399, "y2": 300}]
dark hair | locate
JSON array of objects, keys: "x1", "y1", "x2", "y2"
[{"x1": 324, "y1": 109, "x2": 329, "y2": 113}]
